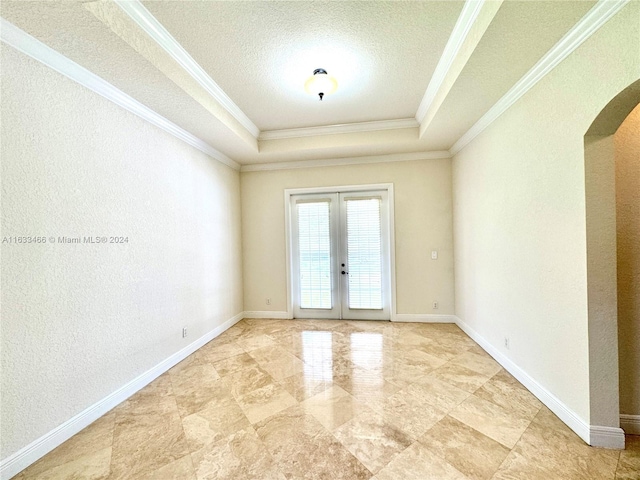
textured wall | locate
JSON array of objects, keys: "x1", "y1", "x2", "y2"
[
  {"x1": 452, "y1": 3, "x2": 640, "y2": 426},
  {"x1": 240, "y1": 158, "x2": 454, "y2": 315},
  {"x1": 0, "y1": 44, "x2": 243, "y2": 459},
  {"x1": 615, "y1": 104, "x2": 640, "y2": 417},
  {"x1": 584, "y1": 135, "x2": 620, "y2": 427}
]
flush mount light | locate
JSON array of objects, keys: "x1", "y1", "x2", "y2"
[{"x1": 304, "y1": 68, "x2": 337, "y2": 101}]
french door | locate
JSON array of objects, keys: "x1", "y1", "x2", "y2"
[{"x1": 290, "y1": 190, "x2": 391, "y2": 320}]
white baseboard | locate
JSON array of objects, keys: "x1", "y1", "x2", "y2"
[
  {"x1": 453, "y1": 316, "x2": 624, "y2": 449},
  {"x1": 0, "y1": 312, "x2": 243, "y2": 480},
  {"x1": 393, "y1": 313, "x2": 456, "y2": 323},
  {"x1": 620, "y1": 414, "x2": 640, "y2": 435},
  {"x1": 590, "y1": 425, "x2": 626, "y2": 449},
  {"x1": 243, "y1": 312, "x2": 457, "y2": 323},
  {"x1": 242, "y1": 311, "x2": 291, "y2": 319}
]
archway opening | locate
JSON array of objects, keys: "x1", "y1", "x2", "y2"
[
  {"x1": 584, "y1": 79, "x2": 640, "y2": 448},
  {"x1": 614, "y1": 102, "x2": 640, "y2": 436}
]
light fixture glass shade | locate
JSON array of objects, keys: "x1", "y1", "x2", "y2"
[{"x1": 305, "y1": 70, "x2": 338, "y2": 97}]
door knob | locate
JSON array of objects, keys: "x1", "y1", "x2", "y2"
[{"x1": 341, "y1": 271, "x2": 348, "y2": 275}]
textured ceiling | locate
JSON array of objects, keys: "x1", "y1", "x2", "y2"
[
  {"x1": 0, "y1": 0, "x2": 606, "y2": 167},
  {"x1": 142, "y1": 0, "x2": 465, "y2": 130},
  {"x1": 422, "y1": 0, "x2": 597, "y2": 150},
  {"x1": 0, "y1": 0, "x2": 258, "y2": 160}
]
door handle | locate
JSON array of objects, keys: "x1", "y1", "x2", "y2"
[{"x1": 341, "y1": 271, "x2": 348, "y2": 275}]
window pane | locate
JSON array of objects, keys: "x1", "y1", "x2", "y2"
[
  {"x1": 346, "y1": 198, "x2": 382, "y2": 309},
  {"x1": 297, "y1": 201, "x2": 332, "y2": 309}
]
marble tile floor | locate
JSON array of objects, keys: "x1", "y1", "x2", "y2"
[{"x1": 14, "y1": 318, "x2": 640, "y2": 479}]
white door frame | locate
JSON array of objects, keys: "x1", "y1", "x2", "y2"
[{"x1": 284, "y1": 183, "x2": 397, "y2": 321}]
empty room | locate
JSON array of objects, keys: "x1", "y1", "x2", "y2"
[{"x1": 1, "y1": 0, "x2": 639, "y2": 479}]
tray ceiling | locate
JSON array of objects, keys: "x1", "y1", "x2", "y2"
[{"x1": 0, "y1": 0, "x2": 605, "y2": 168}]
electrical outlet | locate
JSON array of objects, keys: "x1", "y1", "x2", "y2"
[
  {"x1": 432, "y1": 301, "x2": 438, "y2": 309},
  {"x1": 504, "y1": 337, "x2": 510, "y2": 349},
  {"x1": 182, "y1": 327, "x2": 187, "y2": 338},
  {"x1": 266, "y1": 298, "x2": 271, "y2": 305}
]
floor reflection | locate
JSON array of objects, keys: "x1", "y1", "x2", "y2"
[
  {"x1": 350, "y1": 332, "x2": 383, "y2": 371},
  {"x1": 301, "y1": 330, "x2": 333, "y2": 382},
  {"x1": 16, "y1": 319, "x2": 638, "y2": 480}
]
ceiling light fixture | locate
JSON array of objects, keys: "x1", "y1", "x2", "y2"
[{"x1": 304, "y1": 68, "x2": 337, "y2": 101}]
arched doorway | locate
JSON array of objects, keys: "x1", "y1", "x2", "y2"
[{"x1": 584, "y1": 79, "x2": 640, "y2": 447}]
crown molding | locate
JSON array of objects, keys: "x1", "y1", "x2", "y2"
[
  {"x1": 416, "y1": 0, "x2": 487, "y2": 124},
  {"x1": 0, "y1": 18, "x2": 240, "y2": 171},
  {"x1": 450, "y1": 0, "x2": 631, "y2": 156},
  {"x1": 259, "y1": 118, "x2": 419, "y2": 141},
  {"x1": 240, "y1": 151, "x2": 451, "y2": 172},
  {"x1": 114, "y1": 0, "x2": 260, "y2": 139}
]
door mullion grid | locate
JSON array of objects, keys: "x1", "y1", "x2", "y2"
[
  {"x1": 290, "y1": 189, "x2": 390, "y2": 321},
  {"x1": 338, "y1": 194, "x2": 347, "y2": 319},
  {"x1": 329, "y1": 193, "x2": 341, "y2": 318}
]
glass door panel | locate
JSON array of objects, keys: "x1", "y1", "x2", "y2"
[
  {"x1": 297, "y1": 201, "x2": 332, "y2": 309},
  {"x1": 292, "y1": 194, "x2": 340, "y2": 319},
  {"x1": 340, "y1": 191, "x2": 390, "y2": 320},
  {"x1": 291, "y1": 190, "x2": 390, "y2": 320},
  {"x1": 345, "y1": 197, "x2": 383, "y2": 310}
]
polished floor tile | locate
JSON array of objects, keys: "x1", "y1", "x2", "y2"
[
  {"x1": 13, "y1": 319, "x2": 640, "y2": 479},
  {"x1": 374, "y1": 389, "x2": 448, "y2": 440},
  {"x1": 180, "y1": 389, "x2": 251, "y2": 452},
  {"x1": 333, "y1": 410, "x2": 413, "y2": 473},
  {"x1": 474, "y1": 369, "x2": 542, "y2": 421},
  {"x1": 254, "y1": 405, "x2": 371, "y2": 480},
  {"x1": 190, "y1": 427, "x2": 284, "y2": 480},
  {"x1": 492, "y1": 406, "x2": 620, "y2": 480},
  {"x1": 196, "y1": 340, "x2": 244, "y2": 364},
  {"x1": 447, "y1": 350, "x2": 503, "y2": 378},
  {"x1": 14, "y1": 413, "x2": 115, "y2": 478},
  {"x1": 212, "y1": 352, "x2": 257, "y2": 377},
  {"x1": 450, "y1": 393, "x2": 532, "y2": 449},
  {"x1": 169, "y1": 363, "x2": 223, "y2": 418},
  {"x1": 277, "y1": 370, "x2": 332, "y2": 402},
  {"x1": 227, "y1": 364, "x2": 274, "y2": 398},
  {"x1": 235, "y1": 382, "x2": 297, "y2": 424},
  {"x1": 375, "y1": 441, "x2": 469, "y2": 480},
  {"x1": 109, "y1": 375, "x2": 192, "y2": 480},
  {"x1": 16, "y1": 447, "x2": 114, "y2": 480},
  {"x1": 430, "y1": 362, "x2": 494, "y2": 393},
  {"x1": 616, "y1": 434, "x2": 640, "y2": 479},
  {"x1": 138, "y1": 455, "x2": 196, "y2": 480},
  {"x1": 405, "y1": 374, "x2": 471, "y2": 411},
  {"x1": 418, "y1": 415, "x2": 510, "y2": 479},
  {"x1": 300, "y1": 385, "x2": 373, "y2": 431}
]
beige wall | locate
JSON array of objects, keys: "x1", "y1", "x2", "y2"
[
  {"x1": 452, "y1": 2, "x2": 639, "y2": 427},
  {"x1": 584, "y1": 135, "x2": 619, "y2": 427},
  {"x1": 240, "y1": 159, "x2": 454, "y2": 316},
  {"x1": 615, "y1": 103, "x2": 640, "y2": 417},
  {"x1": 0, "y1": 45, "x2": 244, "y2": 459}
]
